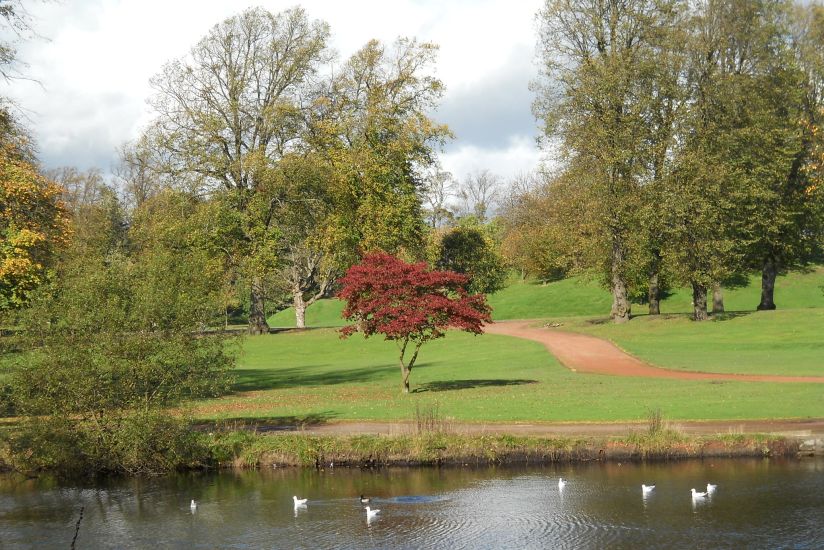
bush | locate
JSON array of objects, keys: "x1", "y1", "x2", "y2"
[
  {"x1": 5, "y1": 190, "x2": 236, "y2": 475},
  {"x1": 4, "y1": 412, "x2": 209, "y2": 476}
]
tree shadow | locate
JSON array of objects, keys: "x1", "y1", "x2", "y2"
[
  {"x1": 591, "y1": 311, "x2": 756, "y2": 324},
  {"x1": 415, "y1": 379, "x2": 538, "y2": 392},
  {"x1": 232, "y1": 365, "x2": 396, "y2": 392},
  {"x1": 586, "y1": 317, "x2": 613, "y2": 325},
  {"x1": 711, "y1": 310, "x2": 754, "y2": 321}
]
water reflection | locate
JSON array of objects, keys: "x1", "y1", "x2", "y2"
[{"x1": 0, "y1": 458, "x2": 822, "y2": 549}]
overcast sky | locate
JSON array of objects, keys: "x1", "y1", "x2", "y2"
[{"x1": 4, "y1": 0, "x2": 546, "y2": 182}]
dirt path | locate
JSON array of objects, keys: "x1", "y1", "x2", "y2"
[{"x1": 484, "y1": 320, "x2": 824, "y2": 383}]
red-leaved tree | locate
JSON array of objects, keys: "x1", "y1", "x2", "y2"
[{"x1": 338, "y1": 252, "x2": 492, "y2": 393}]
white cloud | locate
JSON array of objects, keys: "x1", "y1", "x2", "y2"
[
  {"x1": 440, "y1": 135, "x2": 543, "y2": 182},
  {"x1": 6, "y1": 0, "x2": 545, "y2": 173}
]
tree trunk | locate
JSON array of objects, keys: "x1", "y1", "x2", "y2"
[
  {"x1": 648, "y1": 249, "x2": 662, "y2": 316},
  {"x1": 757, "y1": 255, "x2": 777, "y2": 311},
  {"x1": 248, "y1": 276, "x2": 270, "y2": 335},
  {"x1": 712, "y1": 283, "x2": 724, "y2": 314},
  {"x1": 691, "y1": 281, "x2": 708, "y2": 321},
  {"x1": 399, "y1": 339, "x2": 411, "y2": 393},
  {"x1": 401, "y1": 365, "x2": 411, "y2": 393},
  {"x1": 610, "y1": 239, "x2": 631, "y2": 323},
  {"x1": 293, "y1": 290, "x2": 307, "y2": 329},
  {"x1": 648, "y1": 270, "x2": 660, "y2": 316}
]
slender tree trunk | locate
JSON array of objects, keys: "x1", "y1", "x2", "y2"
[
  {"x1": 293, "y1": 290, "x2": 307, "y2": 329},
  {"x1": 397, "y1": 339, "x2": 423, "y2": 393},
  {"x1": 648, "y1": 270, "x2": 660, "y2": 316},
  {"x1": 757, "y1": 255, "x2": 777, "y2": 311},
  {"x1": 248, "y1": 276, "x2": 270, "y2": 335},
  {"x1": 401, "y1": 366, "x2": 411, "y2": 393},
  {"x1": 610, "y1": 238, "x2": 631, "y2": 323},
  {"x1": 712, "y1": 283, "x2": 724, "y2": 314},
  {"x1": 648, "y1": 249, "x2": 661, "y2": 316},
  {"x1": 398, "y1": 338, "x2": 411, "y2": 393},
  {"x1": 691, "y1": 281, "x2": 708, "y2": 321}
]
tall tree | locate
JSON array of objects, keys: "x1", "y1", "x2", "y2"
[
  {"x1": 320, "y1": 38, "x2": 451, "y2": 259},
  {"x1": 638, "y1": 6, "x2": 688, "y2": 316},
  {"x1": 115, "y1": 136, "x2": 163, "y2": 210},
  {"x1": 146, "y1": 7, "x2": 331, "y2": 334},
  {"x1": 420, "y1": 166, "x2": 456, "y2": 229},
  {"x1": 265, "y1": 153, "x2": 339, "y2": 329},
  {"x1": 745, "y1": 0, "x2": 824, "y2": 311},
  {"x1": 458, "y1": 169, "x2": 501, "y2": 223},
  {"x1": 535, "y1": 0, "x2": 682, "y2": 323},
  {"x1": 48, "y1": 167, "x2": 126, "y2": 258},
  {"x1": 0, "y1": 127, "x2": 69, "y2": 312},
  {"x1": 669, "y1": 0, "x2": 805, "y2": 319}
]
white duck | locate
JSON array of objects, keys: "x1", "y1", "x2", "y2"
[
  {"x1": 293, "y1": 495, "x2": 308, "y2": 507},
  {"x1": 691, "y1": 488, "x2": 707, "y2": 499},
  {"x1": 558, "y1": 477, "x2": 567, "y2": 489},
  {"x1": 706, "y1": 483, "x2": 717, "y2": 494},
  {"x1": 190, "y1": 499, "x2": 198, "y2": 512},
  {"x1": 365, "y1": 506, "x2": 380, "y2": 519},
  {"x1": 642, "y1": 484, "x2": 655, "y2": 494}
]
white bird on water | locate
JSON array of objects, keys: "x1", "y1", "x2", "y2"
[
  {"x1": 706, "y1": 483, "x2": 717, "y2": 494},
  {"x1": 190, "y1": 499, "x2": 197, "y2": 512},
  {"x1": 558, "y1": 478, "x2": 567, "y2": 490},
  {"x1": 691, "y1": 488, "x2": 707, "y2": 500},
  {"x1": 642, "y1": 484, "x2": 655, "y2": 494},
  {"x1": 365, "y1": 506, "x2": 380, "y2": 519},
  {"x1": 293, "y1": 496, "x2": 308, "y2": 507}
]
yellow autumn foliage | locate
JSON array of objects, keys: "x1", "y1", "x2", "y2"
[{"x1": 0, "y1": 143, "x2": 70, "y2": 309}]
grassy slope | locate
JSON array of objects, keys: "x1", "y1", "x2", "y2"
[
  {"x1": 560, "y1": 267, "x2": 824, "y2": 377},
  {"x1": 266, "y1": 267, "x2": 823, "y2": 376},
  {"x1": 571, "y1": 309, "x2": 824, "y2": 377},
  {"x1": 491, "y1": 265, "x2": 824, "y2": 319},
  {"x1": 269, "y1": 266, "x2": 824, "y2": 326},
  {"x1": 192, "y1": 328, "x2": 824, "y2": 423}
]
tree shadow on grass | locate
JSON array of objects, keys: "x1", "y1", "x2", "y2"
[
  {"x1": 711, "y1": 310, "x2": 754, "y2": 321},
  {"x1": 589, "y1": 310, "x2": 756, "y2": 324},
  {"x1": 232, "y1": 365, "x2": 396, "y2": 392},
  {"x1": 415, "y1": 379, "x2": 538, "y2": 393}
]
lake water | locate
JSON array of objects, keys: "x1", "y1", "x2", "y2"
[{"x1": 1, "y1": 458, "x2": 822, "y2": 549}]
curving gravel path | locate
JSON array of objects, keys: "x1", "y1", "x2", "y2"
[{"x1": 484, "y1": 320, "x2": 824, "y2": 383}]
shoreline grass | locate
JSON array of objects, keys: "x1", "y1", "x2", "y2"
[{"x1": 204, "y1": 430, "x2": 799, "y2": 469}]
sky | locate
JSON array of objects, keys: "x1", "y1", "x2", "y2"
[{"x1": 4, "y1": 0, "x2": 546, "y2": 183}]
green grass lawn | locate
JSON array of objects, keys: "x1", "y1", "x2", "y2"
[
  {"x1": 268, "y1": 266, "x2": 824, "y2": 327},
  {"x1": 191, "y1": 327, "x2": 824, "y2": 423},
  {"x1": 221, "y1": 266, "x2": 824, "y2": 424}
]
